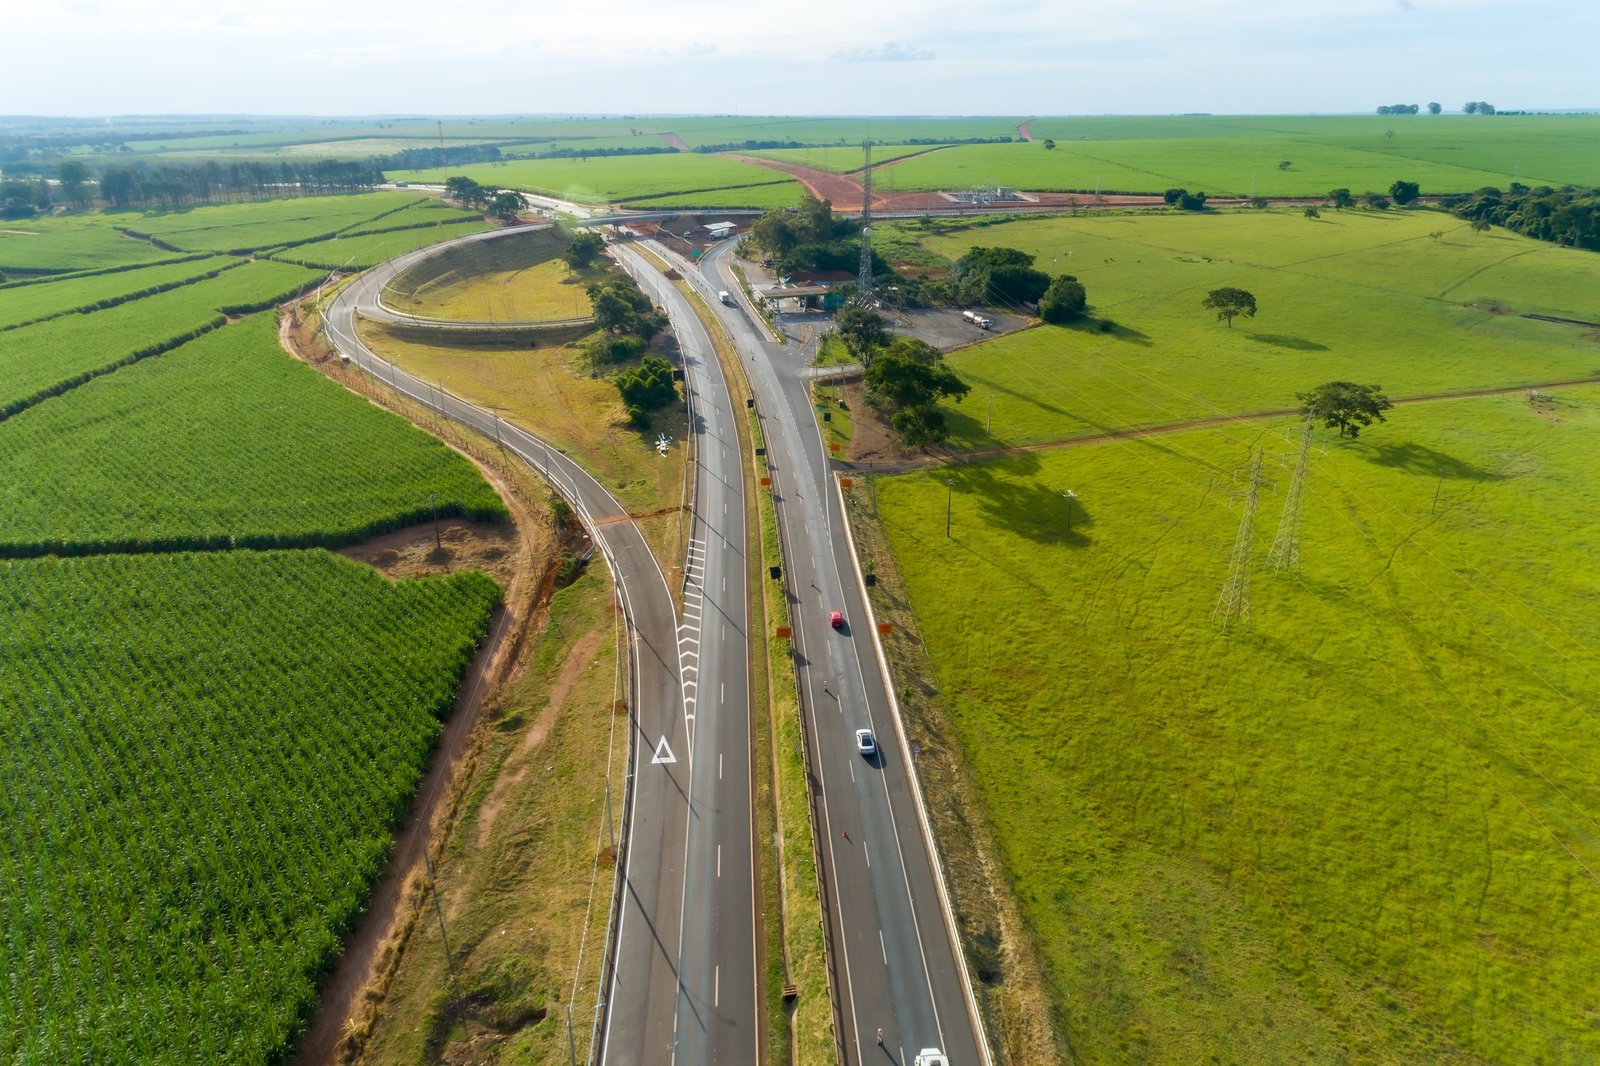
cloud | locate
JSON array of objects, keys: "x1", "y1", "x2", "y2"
[{"x1": 832, "y1": 41, "x2": 934, "y2": 62}]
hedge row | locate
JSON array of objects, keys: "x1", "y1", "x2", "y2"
[
  {"x1": 0, "y1": 252, "x2": 213, "y2": 290},
  {"x1": 215, "y1": 271, "x2": 331, "y2": 316}
]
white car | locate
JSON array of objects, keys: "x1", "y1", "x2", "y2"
[
  {"x1": 854, "y1": 728, "x2": 876, "y2": 757},
  {"x1": 914, "y1": 1050, "x2": 949, "y2": 1066}
]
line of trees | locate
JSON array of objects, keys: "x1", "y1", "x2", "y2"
[
  {"x1": 742, "y1": 195, "x2": 870, "y2": 277},
  {"x1": 1443, "y1": 183, "x2": 1600, "y2": 250}
]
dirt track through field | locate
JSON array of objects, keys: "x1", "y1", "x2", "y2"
[{"x1": 840, "y1": 374, "x2": 1600, "y2": 474}]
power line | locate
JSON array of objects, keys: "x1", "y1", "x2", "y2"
[
  {"x1": 1213, "y1": 450, "x2": 1266, "y2": 631},
  {"x1": 857, "y1": 141, "x2": 874, "y2": 303},
  {"x1": 1267, "y1": 419, "x2": 1314, "y2": 575}
]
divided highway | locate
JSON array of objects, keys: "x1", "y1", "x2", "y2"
[{"x1": 671, "y1": 237, "x2": 991, "y2": 1066}]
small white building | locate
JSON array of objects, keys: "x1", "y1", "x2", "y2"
[{"x1": 703, "y1": 221, "x2": 738, "y2": 240}]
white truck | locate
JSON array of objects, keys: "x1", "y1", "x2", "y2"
[
  {"x1": 961, "y1": 310, "x2": 992, "y2": 330},
  {"x1": 719, "y1": 290, "x2": 733, "y2": 305},
  {"x1": 914, "y1": 1050, "x2": 950, "y2": 1066}
]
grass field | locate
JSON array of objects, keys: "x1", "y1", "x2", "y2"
[
  {"x1": 0, "y1": 550, "x2": 501, "y2": 1064},
  {"x1": 742, "y1": 143, "x2": 948, "y2": 172},
  {"x1": 354, "y1": 321, "x2": 687, "y2": 573},
  {"x1": 404, "y1": 258, "x2": 594, "y2": 322},
  {"x1": 877, "y1": 209, "x2": 1600, "y2": 450},
  {"x1": 871, "y1": 387, "x2": 1600, "y2": 1061},
  {"x1": 386, "y1": 154, "x2": 799, "y2": 204},
  {"x1": 0, "y1": 315, "x2": 505, "y2": 554},
  {"x1": 877, "y1": 114, "x2": 1600, "y2": 197}
]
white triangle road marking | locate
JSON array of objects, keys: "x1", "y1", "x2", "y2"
[{"x1": 652, "y1": 736, "x2": 677, "y2": 764}]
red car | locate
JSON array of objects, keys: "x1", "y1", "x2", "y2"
[{"x1": 829, "y1": 610, "x2": 844, "y2": 629}]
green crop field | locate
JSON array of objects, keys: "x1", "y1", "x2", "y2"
[
  {"x1": 0, "y1": 549, "x2": 501, "y2": 1063},
  {"x1": 340, "y1": 198, "x2": 484, "y2": 233},
  {"x1": 876, "y1": 209, "x2": 1600, "y2": 451},
  {"x1": 878, "y1": 114, "x2": 1600, "y2": 197},
  {"x1": 619, "y1": 182, "x2": 802, "y2": 210},
  {"x1": 0, "y1": 216, "x2": 177, "y2": 274},
  {"x1": 0, "y1": 315, "x2": 504, "y2": 555},
  {"x1": 115, "y1": 192, "x2": 424, "y2": 252},
  {"x1": 742, "y1": 143, "x2": 943, "y2": 172},
  {"x1": 268, "y1": 217, "x2": 490, "y2": 270},
  {"x1": 0, "y1": 255, "x2": 233, "y2": 329},
  {"x1": 871, "y1": 388, "x2": 1600, "y2": 1061},
  {"x1": 386, "y1": 153, "x2": 799, "y2": 204},
  {"x1": 0, "y1": 258, "x2": 327, "y2": 417},
  {"x1": 0, "y1": 190, "x2": 514, "y2": 1062}
]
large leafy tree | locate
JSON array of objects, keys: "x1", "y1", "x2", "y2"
[
  {"x1": 1389, "y1": 180, "x2": 1421, "y2": 205},
  {"x1": 563, "y1": 231, "x2": 604, "y2": 268},
  {"x1": 486, "y1": 190, "x2": 524, "y2": 221},
  {"x1": 444, "y1": 175, "x2": 487, "y2": 208},
  {"x1": 58, "y1": 161, "x2": 91, "y2": 208},
  {"x1": 1297, "y1": 381, "x2": 1393, "y2": 438},
  {"x1": 864, "y1": 346, "x2": 970, "y2": 447},
  {"x1": 1202, "y1": 287, "x2": 1257, "y2": 328},
  {"x1": 835, "y1": 304, "x2": 888, "y2": 364},
  {"x1": 1039, "y1": 275, "x2": 1088, "y2": 323}
]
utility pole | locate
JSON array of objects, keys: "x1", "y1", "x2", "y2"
[
  {"x1": 944, "y1": 479, "x2": 954, "y2": 538},
  {"x1": 1213, "y1": 451, "x2": 1265, "y2": 631},
  {"x1": 1062, "y1": 489, "x2": 1077, "y2": 536},
  {"x1": 857, "y1": 141, "x2": 874, "y2": 303},
  {"x1": 1267, "y1": 421, "x2": 1313, "y2": 574}
]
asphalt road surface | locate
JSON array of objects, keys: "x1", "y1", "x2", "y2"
[{"x1": 678, "y1": 237, "x2": 991, "y2": 1066}]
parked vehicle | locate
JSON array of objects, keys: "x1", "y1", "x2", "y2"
[
  {"x1": 961, "y1": 310, "x2": 992, "y2": 330},
  {"x1": 719, "y1": 290, "x2": 733, "y2": 305}
]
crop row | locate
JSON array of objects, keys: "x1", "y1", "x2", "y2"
[
  {"x1": 0, "y1": 219, "x2": 177, "y2": 274},
  {"x1": 0, "y1": 260, "x2": 326, "y2": 418},
  {"x1": 0, "y1": 314, "x2": 506, "y2": 554},
  {"x1": 0, "y1": 256, "x2": 239, "y2": 331},
  {"x1": 268, "y1": 217, "x2": 491, "y2": 270},
  {"x1": 116, "y1": 192, "x2": 430, "y2": 253},
  {"x1": 0, "y1": 549, "x2": 501, "y2": 1064}
]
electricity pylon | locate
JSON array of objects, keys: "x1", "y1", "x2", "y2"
[
  {"x1": 1268, "y1": 420, "x2": 1314, "y2": 575},
  {"x1": 1213, "y1": 450, "x2": 1266, "y2": 631}
]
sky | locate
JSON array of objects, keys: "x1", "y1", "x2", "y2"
[{"x1": 7, "y1": 0, "x2": 1597, "y2": 116}]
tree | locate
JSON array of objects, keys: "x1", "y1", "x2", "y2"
[
  {"x1": 1278, "y1": 160, "x2": 1293, "y2": 170},
  {"x1": 986, "y1": 263, "x2": 1051, "y2": 305},
  {"x1": 836, "y1": 304, "x2": 888, "y2": 363},
  {"x1": 58, "y1": 160, "x2": 91, "y2": 208},
  {"x1": 444, "y1": 175, "x2": 487, "y2": 208},
  {"x1": 1202, "y1": 287, "x2": 1257, "y2": 328},
  {"x1": 1363, "y1": 193, "x2": 1392, "y2": 210},
  {"x1": 863, "y1": 347, "x2": 970, "y2": 448},
  {"x1": 1042, "y1": 139, "x2": 1056, "y2": 150},
  {"x1": 1038, "y1": 274, "x2": 1087, "y2": 323},
  {"x1": 1303, "y1": 206, "x2": 1321, "y2": 219},
  {"x1": 1297, "y1": 381, "x2": 1393, "y2": 438},
  {"x1": 1471, "y1": 217, "x2": 1492, "y2": 233},
  {"x1": 1163, "y1": 188, "x2": 1186, "y2": 205},
  {"x1": 486, "y1": 190, "x2": 524, "y2": 221},
  {"x1": 1428, "y1": 102, "x2": 1442, "y2": 115},
  {"x1": 1327, "y1": 188, "x2": 1354, "y2": 210},
  {"x1": 953, "y1": 247, "x2": 1049, "y2": 306},
  {"x1": 100, "y1": 167, "x2": 138, "y2": 208},
  {"x1": 1463, "y1": 101, "x2": 1480, "y2": 114},
  {"x1": 1178, "y1": 190, "x2": 1208, "y2": 211},
  {"x1": 616, "y1": 355, "x2": 678, "y2": 424},
  {"x1": 564, "y1": 231, "x2": 604, "y2": 268},
  {"x1": 1389, "y1": 180, "x2": 1420, "y2": 205}
]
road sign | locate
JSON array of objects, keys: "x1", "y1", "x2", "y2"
[
  {"x1": 651, "y1": 737, "x2": 677, "y2": 764},
  {"x1": 829, "y1": 443, "x2": 841, "y2": 453},
  {"x1": 775, "y1": 626, "x2": 792, "y2": 639},
  {"x1": 877, "y1": 622, "x2": 893, "y2": 635},
  {"x1": 760, "y1": 476, "x2": 772, "y2": 486},
  {"x1": 840, "y1": 478, "x2": 854, "y2": 488}
]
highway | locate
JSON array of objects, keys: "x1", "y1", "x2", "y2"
[
  {"x1": 322, "y1": 226, "x2": 761, "y2": 1066},
  {"x1": 661, "y1": 235, "x2": 991, "y2": 1066}
]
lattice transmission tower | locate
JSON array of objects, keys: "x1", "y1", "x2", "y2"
[
  {"x1": 857, "y1": 141, "x2": 874, "y2": 303},
  {"x1": 1213, "y1": 450, "x2": 1266, "y2": 631},
  {"x1": 1268, "y1": 420, "x2": 1315, "y2": 575}
]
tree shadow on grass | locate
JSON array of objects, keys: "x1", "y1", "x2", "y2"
[
  {"x1": 1061, "y1": 317, "x2": 1153, "y2": 346},
  {"x1": 944, "y1": 455, "x2": 1097, "y2": 546},
  {"x1": 1246, "y1": 333, "x2": 1329, "y2": 352},
  {"x1": 1359, "y1": 440, "x2": 1505, "y2": 481}
]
